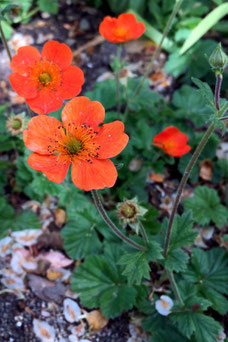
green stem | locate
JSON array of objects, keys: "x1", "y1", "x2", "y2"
[
  {"x1": 115, "y1": 44, "x2": 121, "y2": 119},
  {"x1": 164, "y1": 72, "x2": 223, "y2": 257},
  {"x1": 0, "y1": 22, "x2": 34, "y2": 117},
  {"x1": 91, "y1": 190, "x2": 146, "y2": 251},
  {"x1": 130, "y1": 0, "x2": 183, "y2": 103},
  {"x1": 164, "y1": 123, "x2": 215, "y2": 257},
  {"x1": 138, "y1": 220, "x2": 149, "y2": 245},
  {"x1": 0, "y1": 21, "x2": 12, "y2": 61},
  {"x1": 167, "y1": 270, "x2": 184, "y2": 307}
]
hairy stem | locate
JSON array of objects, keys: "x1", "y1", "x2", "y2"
[
  {"x1": 0, "y1": 21, "x2": 12, "y2": 61},
  {"x1": 115, "y1": 44, "x2": 121, "y2": 118},
  {"x1": 138, "y1": 220, "x2": 149, "y2": 245},
  {"x1": 215, "y1": 74, "x2": 222, "y2": 111},
  {"x1": 130, "y1": 0, "x2": 183, "y2": 102},
  {"x1": 167, "y1": 270, "x2": 184, "y2": 307},
  {"x1": 164, "y1": 123, "x2": 215, "y2": 257},
  {"x1": 164, "y1": 72, "x2": 223, "y2": 257},
  {"x1": 91, "y1": 190, "x2": 146, "y2": 251}
]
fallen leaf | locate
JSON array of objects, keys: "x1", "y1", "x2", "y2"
[
  {"x1": 33, "y1": 319, "x2": 55, "y2": 342},
  {"x1": 28, "y1": 274, "x2": 66, "y2": 304},
  {"x1": 38, "y1": 251, "x2": 73, "y2": 268},
  {"x1": 149, "y1": 172, "x2": 164, "y2": 183},
  {"x1": 85, "y1": 310, "x2": 108, "y2": 331},
  {"x1": 55, "y1": 208, "x2": 66, "y2": 227},
  {"x1": 199, "y1": 160, "x2": 213, "y2": 181}
]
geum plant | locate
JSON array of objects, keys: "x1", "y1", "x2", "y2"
[{"x1": 1, "y1": 2, "x2": 228, "y2": 342}]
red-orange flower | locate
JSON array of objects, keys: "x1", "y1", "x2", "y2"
[
  {"x1": 99, "y1": 13, "x2": 145, "y2": 44},
  {"x1": 23, "y1": 96, "x2": 129, "y2": 191},
  {"x1": 9, "y1": 41, "x2": 84, "y2": 115},
  {"x1": 152, "y1": 126, "x2": 191, "y2": 157}
]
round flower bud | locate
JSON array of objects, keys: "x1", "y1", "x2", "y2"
[{"x1": 209, "y1": 43, "x2": 228, "y2": 74}]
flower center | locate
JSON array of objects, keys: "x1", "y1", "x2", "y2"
[
  {"x1": 115, "y1": 27, "x2": 127, "y2": 38},
  {"x1": 120, "y1": 202, "x2": 137, "y2": 219},
  {"x1": 39, "y1": 72, "x2": 52, "y2": 85},
  {"x1": 11, "y1": 118, "x2": 22, "y2": 129},
  {"x1": 65, "y1": 136, "x2": 82, "y2": 154}
]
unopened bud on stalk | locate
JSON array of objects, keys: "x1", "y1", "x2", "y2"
[{"x1": 209, "y1": 43, "x2": 228, "y2": 75}]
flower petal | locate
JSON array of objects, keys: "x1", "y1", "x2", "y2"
[
  {"x1": 168, "y1": 144, "x2": 191, "y2": 157},
  {"x1": 58, "y1": 66, "x2": 84, "y2": 99},
  {"x1": 71, "y1": 158, "x2": 117, "y2": 191},
  {"x1": 27, "y1": 153, "x2": 70, "y2": 183},
  {"x1": 118, "y1": 13, "x2": 145, "y2": 40},
  {"x1": 9, "y1": 73, "x2": 38, "y2": 99},
  {"x1": 95, "y1": 121, "x2": 129, "y2": 159},
  {"x1": 42, "y1": 40, "x2": 72, "y2": 70},
  {"x1": 10, "y1": 46, "x2": 40, "y2": 75},
  {"x1": 23, "y1": 115, "x2": 63, "y2": 154},
  {"x1": 153, "y1": 126, "x2": 180, "y2": 144},
  {"x1": 26, "y1": 89, "x2": 63, "y2": 115},
  {"x1": 62, "y1": 97, "x2": 105, "y2": 129}
]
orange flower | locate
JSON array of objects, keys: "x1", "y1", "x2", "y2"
[
  {"x1": 9, "y1": 41, "x2": 84, "y2": 115},
  {"x1": 99, "y1": 13, "x2": 145, "y2": 44},
  {"x1": 152, "y1": 126, "x2": 191, "y2": 157},
  {"x1": 23, "y1": 97, "x2": 129, "y2": 191}
]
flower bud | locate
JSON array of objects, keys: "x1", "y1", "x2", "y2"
[{"x1": 209, "y1": 43, "x2": 228, "y2": 74}]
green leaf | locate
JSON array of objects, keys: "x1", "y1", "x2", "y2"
[
  {"x1": 142, "y1": 311, "x2": 188, "y2": 342},
  {"x1": 1, "y1": 4, "x2": 19, "y2": 16},
  {"x1": 71, "y1": 246, "x2": 137, "y2": 318},
  {"x1": 216, "y1": 158, "x2": 228, "y2": 181},
  {"x1": 172, "y1": 84, "x2": 212, "y2": 125},
  {"x1": 180, "y1": 3, "x2": 228, "y2": 54},
  {"x1": 61, "y1": 204, "x2": 102, "y2": 259},
  {"x1": 202, "y1": 287, "x2": 228, "y2": 315},
  {"x1": 183, "y1": 248, "x2": 228, "y2": 314},
  {"x1": 171, "y1": 312, "x2": 221, "y2": 342},
  {"x1": 164, "y1": 249, "x2": 189, "y2": 272},
  {"x1": 37, "y1": 0, "x2": 58, "y2": 14},
  {"x1": 191, "y1": 78, "x2": 215, "y2": 108},
  {"x1": 0, "y1": 197, "x2": 40, "y2": 238},
  {"x1": 85, "y1": 79, "x2": 121, "y2": 110},
  {"x1": 13, "y1": 210, "x2": 41, "y2": 230},
  {"x1": 166, "y1": 40, "x2": 217, "y2": 79},
  {"x1": 29, "y1": 174, "x2": 62, "y2": 199},
  {"x1": 161, "y1": 211, "x2": 197, "y2": 252},
  {"x1": 118, "y1": 240, "x2": 163, "y2": 285},
  {"x1": 184, "y1": 186, "x2": 228, "y2": 227},
  {"x1": 127, "y1": 78, "x2": 162, "y2": 112},
  {"x1": 0, "y1": 135, "x2": 15, "y2": 151}
]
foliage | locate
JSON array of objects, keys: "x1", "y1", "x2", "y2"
[
  {"x1": 183, "y1": 248, "x2": 228, "y2": 315},
  {"x1": 71, "y1": 244, "x2": 139, "y2": 318},
  {"x1": 184, "y1": 186, "x2": 228, "y2": 227},
  {"x1": 0, "y1": 197, "x2": 41, "y2": 238}
]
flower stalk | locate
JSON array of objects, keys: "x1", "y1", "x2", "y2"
[
  {"x1": 115, "y1": 44, "x2": 121, "y2": 118},
  {"x1": 167, "y1": 270, "x2": 184, "y2": 307},
  {"x1": 129, "y1": 0, "x2": 183, "y2": 104},
  {"x1": 91, "y1": 189, "x2": 147, "y2": 251},
  {"x1": 164, "y1": 72, "x2": 223, "y2": 258},
  {"x1": 215, "y1": 73, "x2": 222, "y2": 111},
  {"x1": 0, "y1": 21, "x2": 12, "y2": 61}
]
